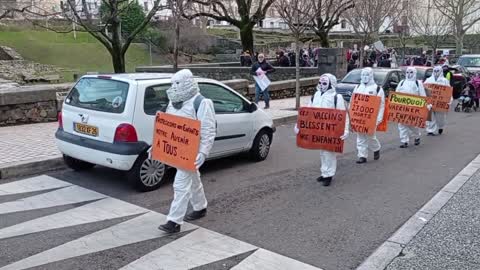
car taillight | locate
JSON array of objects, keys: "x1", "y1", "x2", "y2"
[
  {"x1": 114, "y1": 124, "x2": 138, "y2": 142},
  {"x1": 58, "y1": 112, "x2": 63, "y2": 129}
]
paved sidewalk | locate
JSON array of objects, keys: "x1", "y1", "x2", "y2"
[
  {"x1": 358, "y1": 154, "x2": 480, "y2": 270},
  {"x1": 0, "y1": 97, "x2": 306, "y2": 180}
]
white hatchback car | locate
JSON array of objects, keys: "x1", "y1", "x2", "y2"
[{"x1": 55, "y1": 73, "x2": 275, "y2": 191}]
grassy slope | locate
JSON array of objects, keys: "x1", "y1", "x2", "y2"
[{"x1": 0, "y1": 30, "x2": 168, "y2": 81}]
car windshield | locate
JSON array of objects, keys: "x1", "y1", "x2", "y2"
[
  {"x1": 458, "y1": 57, "x2": 480, "y2": 67},
  {"x1": 416, "y1": 69, "x2": 433, "y2": 80},
  {"x1": 341, "y1": 70, "x2": 387, "y2": 84},
  {"x1": 65, "y1": 78, "x2": 129, "y2": 113}
]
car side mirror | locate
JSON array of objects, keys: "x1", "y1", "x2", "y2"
[{"x1": 248, "y1": 102, "x2": 258, "y2": 113}]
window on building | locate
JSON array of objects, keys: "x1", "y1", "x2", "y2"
[
  {"x1": 270, "y1": 22, "x2": 274, "y2": 28},
  {"x1": 144, "y1": 2, "x2": 148, "y2": 11},
  {"x1": 88, "y1": 3, "x2": 92, "y2": 10},
  {"x1": 341, "y1": 19, "x2": 347, "y2": 29},
  {"x1": 269, "y1": 9, "x2": 275, "y2": 17}
]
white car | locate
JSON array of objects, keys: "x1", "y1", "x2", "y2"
[{"x1": 55, "y1": 73, "x2": 275, "y2": 191}]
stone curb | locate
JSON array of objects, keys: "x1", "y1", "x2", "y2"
[
  {"x1": 356, "y1": 154, "x2": 480, "y2": 270},
  {"x1": 0, "y1": 155, "x2": 64, "y2": 180},
  {"x1": 0, "y1": 115, "x2": 297, "y2": 181}
]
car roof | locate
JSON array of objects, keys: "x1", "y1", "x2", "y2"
[
  {"x1": 460, "y1": 55, "x2": 480, "y2": 57},
  {"x1": 83, "y1": 73, "x2": 176, "y2": 81},
  {"x1": 349, "y1": 68, "x2": 399, "y2": 73},
  {"x1": 400, "y1": 66, "x2": 432, "y2": 70}
]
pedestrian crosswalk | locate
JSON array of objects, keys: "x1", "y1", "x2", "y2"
[{"x1": 0, "y1": 175, "x2": 322, "y2": 270}]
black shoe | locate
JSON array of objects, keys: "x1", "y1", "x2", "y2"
[
  {"x1": 185, "y1": 209, "x2": 207, "y2": 221},
  {"x1": 323, "y1": 177, "x2": 333, "y2": 186},
  {"x1": 356, "y1": 157, "x2": 367, "y2": 164},
  {"x1": 427, "y1": 133, "x2": 436, "y2": 136},
  {"x1": 438, "y1": 129, "x2": 443, "y2": 135},
  {"x1": 414, "y1": 138, "x2": 421, "y2": 146},
  {"x1": 264, "y1": 106, "x2": 270, "y2": 109},
  {"x1": 374, "y1": 151, "x2": 380, "y2": 160},
  {"x1": 400, "y1": 143, "x2": 408, "y2": 148},
  {"x1": 158, "y1": 221, "x2": 181, "y2": 234},
  {"x1": 316, "y1": 176, "x2": 324, "y2": 182}
]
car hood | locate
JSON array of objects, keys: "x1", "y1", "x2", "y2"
[{"x1": 336, "y1": 83, "x2": 358, "y2": 96}]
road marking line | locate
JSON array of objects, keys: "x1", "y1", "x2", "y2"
[
  {"x1": 0, "y1": 175, "x2": 71, "y2": 195},
  {"x1": 0, "y1": 212, "x2": 197, "y2": 270},
  {"x1": 120, "y1": 228, "x2": 257, "y2": 270},
  {"x1": 231, "y1": 248, "x2": 323, "y2": 270},
  {"x1": 0, "y1": 197, "x2": 148, "y2": 240},
  {"x1": 0, "y1": 185, "x2": 106, "y2": 215}
]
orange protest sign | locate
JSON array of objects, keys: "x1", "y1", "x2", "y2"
[
  {"x1": 152, "y1": 112, "x2": 201, "y2": 172},
  {"x1": 424, "y1": 83, "x2": 453, "y2": 112},
  {"x1": 349, "y1": 93, "x2": 381, "y2": 135},
  {"x1": 377, "y1": 99, "x2": 389, "y2": 132},
  {"x1": 296, "y1": 107, "x2": 346, "y2": 153},
  {"x1": 387, "y1": 92, "x2": 429, "y2": 128}
]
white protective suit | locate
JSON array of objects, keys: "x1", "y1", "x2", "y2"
[
  {"x1": 353, "y1": 68, "x2": 385, "y2": 158},
  {"x1": 425, "y1": 66, "x2": 452, "y2": 134},
  {"x1": 295, "y1": 74, "x2": 349, "y2": 178},
  {"x1": 165, "y1": 69, "x2": 216, "y2": 225},
  {"x1": 396, "y1": 67, "x2": 428, "y2": 144}
]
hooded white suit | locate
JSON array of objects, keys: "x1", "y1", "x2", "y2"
[
  {"x1": 425, "y1": 66, "x2": 452, "y2": 134},
  {"x1": 296, "y1": 74, "x2": 349, "y2": 178},
  {"x1": 165, "y1": 69, "x2": 216, "y2": 225},
  {"x1": 353, "y1": 68, "x2": 385, "y2": 159},
  {"x1": 396, "y1": 67, "x2": 427, "y2": 144}
]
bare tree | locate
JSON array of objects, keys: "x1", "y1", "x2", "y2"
[
  {"x1": 275, "y1": 0, "x2": 317, "y2": 109},
  {"x1": 409, "y1": 1, "x2": 450, "y2": 62},
  {"x1": 46, "y1": 0, "x2": 167, "y2": 73},
  {"x1": 184, "y1": 0, "x2": 276, "y2": 53},
  {"x1": 168, "y1": 0, "x2": 188, "y2": 71},
  {"x1": 433, "y1": 0, "x2": 480, "y2": 54},
  {"x1": 343, "y1": 0, "x2": 401, "y2": 65},
  {"x1": 310, "y1": 0, "x2": 354, "y2": 47}
]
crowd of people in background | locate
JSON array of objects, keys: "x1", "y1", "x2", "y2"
[{"x1": 240, "y1": 46, "x2": 324, "y2": 68}]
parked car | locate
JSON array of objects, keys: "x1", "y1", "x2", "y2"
[
  {"x1": 55, "y1": 73, "x2": 275, "y2": 192},
  {"x1": 458, "y1": 55, "x2": 480, "y2": 74},
  {"x1": 336, "y1": 68, "x2": 405, "y2": 102}
]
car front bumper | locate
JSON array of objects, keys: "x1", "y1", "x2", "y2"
[{"x1": 55, "y1": 129, "x2": 149, "y2": 171}]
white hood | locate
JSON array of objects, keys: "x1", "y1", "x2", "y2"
[{"x1": 167, "y1": 69, "x2": 200, "y2": 105}]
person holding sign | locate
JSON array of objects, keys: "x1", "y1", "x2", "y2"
[
  {"x1": 157, "y1": 69, "x2": 216, "y2": 234},
  {"x1": 425, "y1": 66, "x2": 452, "y2": 136},
  {"x1": 352, "y1": 68, "x2": 385, "y2": 164},
  {"x1": 294, "y1": 74, "x2": 349, "y2": 187},
  {"x1": 250, "y1": 53, "x2": 275, "y2": 109},
  {"x1": 396, "y1": 67, "x2": 429, "y2": 148}
]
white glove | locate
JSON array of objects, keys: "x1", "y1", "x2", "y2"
[
  {"x1": 340, "y1": 132, "x2": 349, "y2": 141},
  {"x1": 147, "y1": 147, "x2": 152, "y2": 159},
  {"x1": 427, "y1": 104, "x2": 433, "y2": 111},
  {"x1": 294, "y1": 124, "x2": 299, "y2": 135},
  {"x1": 195, "y1": 153, "x2": 206, "y2": 169}
]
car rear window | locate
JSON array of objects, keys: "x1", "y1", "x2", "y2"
[{"x1": 65, "y1": 78, "x2": 129, "y2": 113}]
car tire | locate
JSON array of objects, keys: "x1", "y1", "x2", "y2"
[
  {"x1": 127, "y1": 152, "x2": 167, "y2": 192},
  {"x1": 250, "y1": 129, "x2": 272, "y2": 162},
  {"x1": 63, "y1": 155, "x2": 95, "y2": 171}
]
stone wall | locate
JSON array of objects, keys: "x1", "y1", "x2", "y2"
[
  {"x1": 0, "y1": 83, "x2": 71, "y2": 126},
  {"x1": 0, "y1": 46, "x2": 23, "y2": 61},
  {"x1": 0, "y1": 77, "x2": 319, "y2": 126},
  {"x1": 136, "y1": 65, "x2": 320, "y2": 82}
]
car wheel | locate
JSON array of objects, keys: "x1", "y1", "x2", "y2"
[
  {"x1": 63, "y1": 155, "x2": 95, "y2": 171},
  {"x1": 250, "y1": 129, "x2": 272, "y2": 162},
  {"x1": 127, "y1": 152, "x2": 167, "y2": 192}
]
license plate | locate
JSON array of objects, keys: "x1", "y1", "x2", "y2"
[{"x1": 74, "y1": 123, "x2": 99, "y2": 137}]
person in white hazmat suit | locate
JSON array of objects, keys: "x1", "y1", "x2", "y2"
[
  {"x1": 158, "y1": 69, "x2": 216, "y2": 234},
  {"x1": 352, "y1": 68, "x2": 385, "y2": 164},
  {"x1": 396, "y1": 67, "x2": 429, "y2": 148},
  {"x1": 425, "y1": 66, "x2": 452, "y2": 136},
  {"x1": 295, "y1": 74, "x2": 349, "y2": 186}
]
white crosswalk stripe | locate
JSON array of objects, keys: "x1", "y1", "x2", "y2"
[{"x1": 0, "y1": 176, "x2": 323, "y2": 270}]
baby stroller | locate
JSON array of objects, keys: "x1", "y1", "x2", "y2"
[{"x1": 455, "y1": 84, "x2": 477, "y2": 112}]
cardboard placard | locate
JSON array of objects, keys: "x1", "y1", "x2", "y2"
[
  {"x1": 152, "y1": 112, "x2": 201, "y2": 172},
  {"x1": 296, "y1": 107, "x2": 346, "y2": 153},
  {"x1": 349, "y1": 93, "x2": 381, "y2": 135},
  {"x1": 424, "y1": 83, "x2": 453, "y2": 112},
  {"x1": 387, "y1": 92, "x2": 429, "y2": 128},
  {"x1": 377, "y1": 99, "x2": 389, "y2": 132}
]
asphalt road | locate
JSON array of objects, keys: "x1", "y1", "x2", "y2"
[{"x1": 3, "y1": 110, "x2": 480, "y2": 270}]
